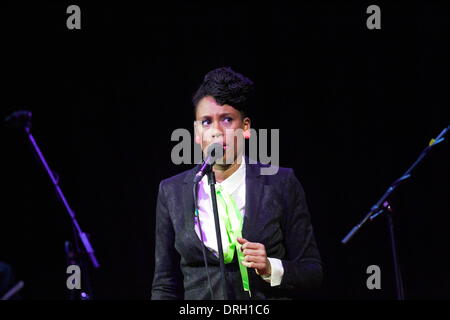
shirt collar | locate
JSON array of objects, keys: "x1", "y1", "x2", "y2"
[{"x1": 200, "y1": 155, "x2": 246, "y2": 195}]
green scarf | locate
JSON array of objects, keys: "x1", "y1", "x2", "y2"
[{"x1": 214, "y1": 184, "x2": 250, "y2": 295}]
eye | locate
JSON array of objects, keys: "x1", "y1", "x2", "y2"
[
  {"x1": 201, "y1": 119, "x2": 211, "y2": 126},
  {"x1": 222, "y1": 117, "x2": 233, "y2": 123}
]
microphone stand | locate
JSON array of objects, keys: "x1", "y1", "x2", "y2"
[
  {"x1": 205, "y1": 165, "x2": 229, "y2": 300},
  {"x1": 341, "y1": 125, "x2": 450, "y2": 300},
  {"x1": 6, "y1": 111, "x2": 100, "y2": 300}
]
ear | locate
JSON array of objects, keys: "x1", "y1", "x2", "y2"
[{"x1": 243, "y1": 117, "x2": 251, "y2": 139}]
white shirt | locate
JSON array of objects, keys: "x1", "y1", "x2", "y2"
[{"x1": 194, "y1": 156, "x2": 284, "y2": 286}]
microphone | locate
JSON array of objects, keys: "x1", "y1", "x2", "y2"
[
  {"x1": 4, "y1": 110, "x2": 32, "y2": 130},
  {"x1": 193, "y1": 143, "x2": 224, "y2": 184}
]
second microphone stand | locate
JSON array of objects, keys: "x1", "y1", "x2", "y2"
[
  {"x1": 341, "y1": 125, "x2": 450, "y2": 300},
  {"x1": 7, "y1": 110, "x2": 100, "y2": 300}
]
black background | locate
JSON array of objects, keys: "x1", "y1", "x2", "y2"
[{"x1": 1, "y1": 1, "x2": 449, "y2": 300}]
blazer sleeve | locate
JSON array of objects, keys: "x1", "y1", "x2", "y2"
[
  {"x1": 278, "y1": 169, "x2": 323, "y2": 291},
  {"x1": 151, "y1": 181, "x2": 184, "y2": 300}
]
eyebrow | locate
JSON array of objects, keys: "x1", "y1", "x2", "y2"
[{"x1": 199, "y1": 113, "x2": 234, "y2": 119}]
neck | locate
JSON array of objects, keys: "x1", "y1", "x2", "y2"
[{"x1": 212, "y1": 156, "x2": 242, "y2": 183}]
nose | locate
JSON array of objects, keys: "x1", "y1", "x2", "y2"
[
  {"x1": 210, "y1": 120, "x2": 224, "y2": 139},
  {"x1": 211, "y1": 130, "x2": 223, "y2": 139}
]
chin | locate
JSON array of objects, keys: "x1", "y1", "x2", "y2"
[{"x1": 215, "y1": 155, "x2": 233, "y2": 166}]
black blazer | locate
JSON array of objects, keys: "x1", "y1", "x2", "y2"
[{"x1": 151, "y1": 159, "x2": 323, "y2": 300}]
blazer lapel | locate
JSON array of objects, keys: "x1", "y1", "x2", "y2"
[{"x1": 242, "y1": 158, "x2": 264, "y2": 241}]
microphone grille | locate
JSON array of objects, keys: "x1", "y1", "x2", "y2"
[{"x1": 206, "y1": 143, "x2": 224, "y2": 163}]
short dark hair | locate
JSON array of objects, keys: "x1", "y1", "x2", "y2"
[{"x1": 192, "y1": 67, "x2": 254, "y2": 118}]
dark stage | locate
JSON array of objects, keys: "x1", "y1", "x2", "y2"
[{"x1": 1, "y1": 1, "x2": 449, "y2": 301}]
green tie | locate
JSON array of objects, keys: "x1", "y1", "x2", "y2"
[{"x1": 214, "y1": 185, "x2": 251, "y2": 296}]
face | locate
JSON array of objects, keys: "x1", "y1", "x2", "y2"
[{"x1": 194, "y1": 96, "x2": 251, "y2": 165}]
